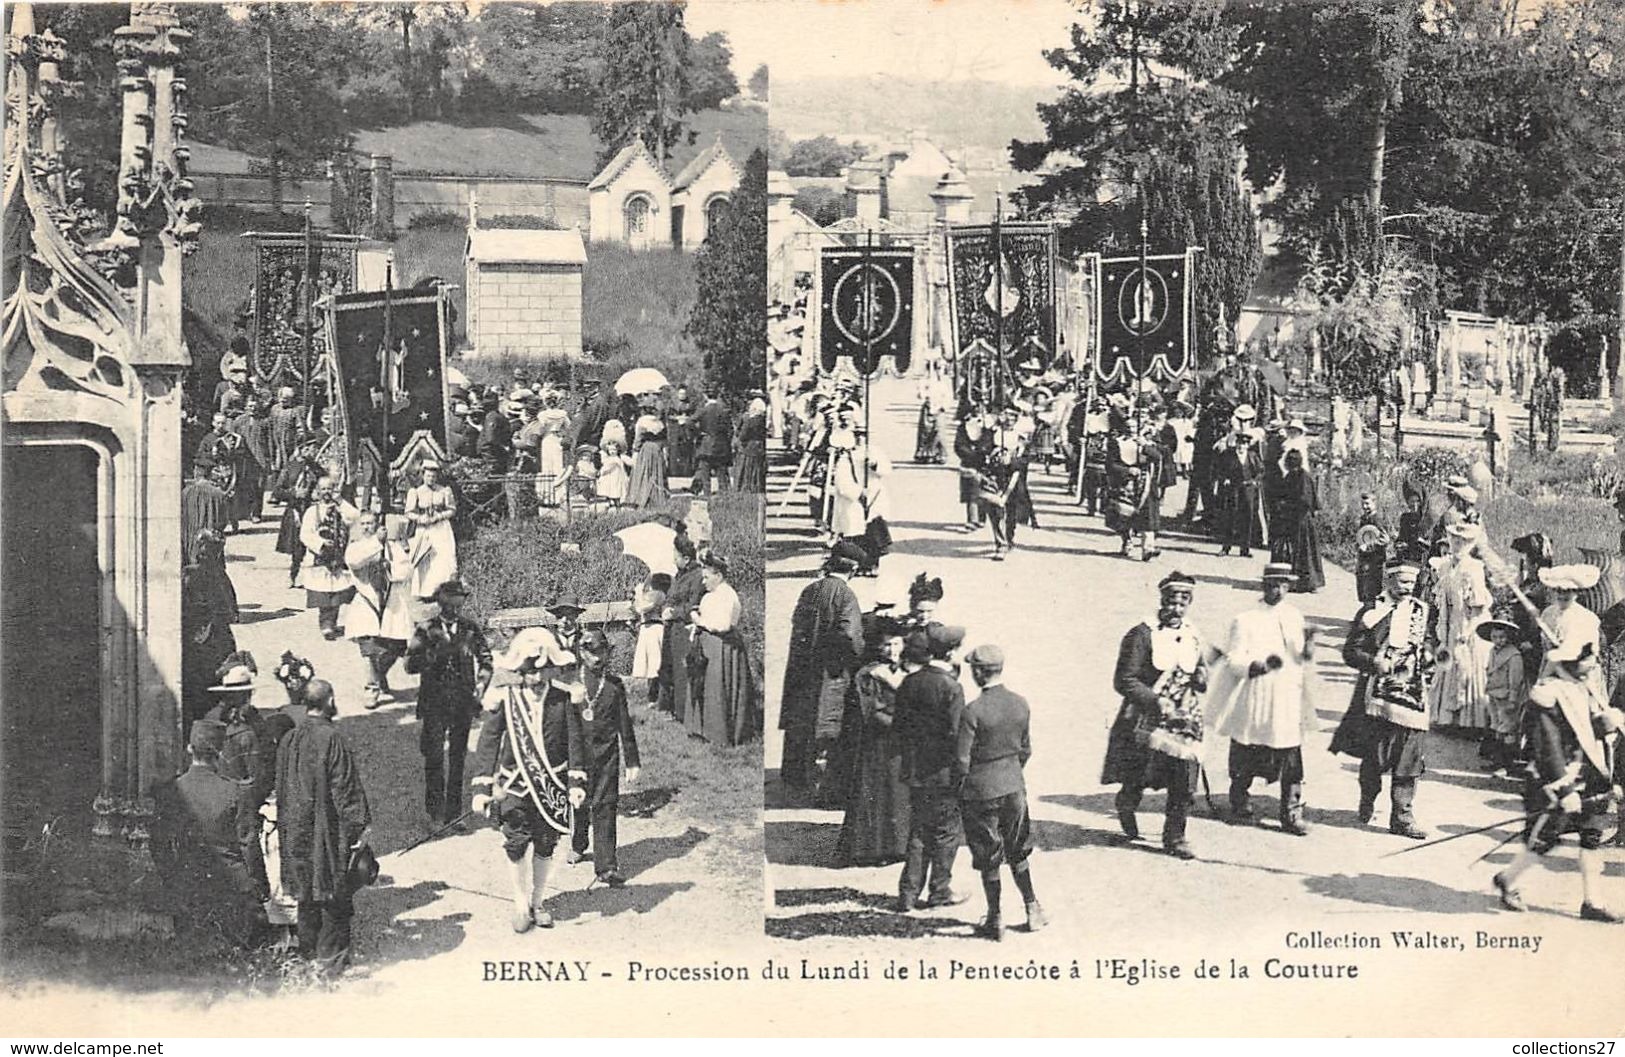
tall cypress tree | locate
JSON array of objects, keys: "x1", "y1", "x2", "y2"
[
  {"x1": 687, "y1": 149, "x2": 768, "y2": 396},
  {"x1": 592, "y1": 1, "x2": 692, "y2": 170}
]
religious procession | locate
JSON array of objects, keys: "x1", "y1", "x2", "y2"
[
  {"x1": 3, "y1": 0, "x2": 766, "y2": 993},
  {"x1": 764, "y1": 2, "x2": 1625, "y2": 946}
]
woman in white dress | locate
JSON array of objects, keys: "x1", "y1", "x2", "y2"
[
  {"x1": 631, "y1": 571, "x2": 672, "y2": 708},
  {"x1": 1427, "y1": 523, "x2": 1493, "y2": 729},
  {"x1": 534, "y1": 392, "x2": 571, "y2": 506},
  {"x1": 405, "y1": 459, "x2": 458, "y2": 600}
]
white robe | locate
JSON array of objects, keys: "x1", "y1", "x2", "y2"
[
  {"x1": 296, "y1": 500, "x2": 358, "y2": 593},
  {"x1": 1208, "y1": 601, "x2": 1313, "y2": 750}
]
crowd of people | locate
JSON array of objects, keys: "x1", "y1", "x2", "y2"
[{"x1": 163, "y1": 347, "x2": 765, "y2": 971}]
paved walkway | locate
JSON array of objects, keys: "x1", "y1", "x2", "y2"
[{"x1": 764, "y1": 374, "x2": 1624, "y2": 968}]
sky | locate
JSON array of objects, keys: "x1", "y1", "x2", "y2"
[{"x1": 686, "y1": 0, "x2": 1081, "y2": 86}]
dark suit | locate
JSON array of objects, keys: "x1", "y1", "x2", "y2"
[
  {"x1": 569, "y1": 672, "x2": 640, "y2": 876},
  {"x1": 478, "y1": 410, "x2": 513, "y2": 473},
  {"x1": 473, "y1": 677, "x2": 588, "y2": 860},
  {"x1": 152, "y1": 763, "x2": 262, "y2": 942},
  {"x1": 405, "y1": 614, "x2": 492, "y2": 821},
  {"x1": 204, "y1": 703, "x2": 277, "y2": 901},
  {"x1": 955, "y1": 684, "x2": 1033, "y2": 872},
  {"x1": 894, "y1": 663, "x2": 966, "y2": 903},
  {"x1": 691, "y1": 398, "x2": 734, "y2": 496},
  {"x1": 1215, "y1": 443, "x2": 1264, "y2": 552}
]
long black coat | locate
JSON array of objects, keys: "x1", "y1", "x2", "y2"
[
  {"x1": 1214, "y1": 445, "x2": 1264, "y2": 548},
  {"x1": 405, "y1": 615, "x2": 492, "y2": 724},
  {"x1": 780, "y1": 575, "x2": 865, "y2": 741},
  {"x1": 275, "y1": 714, "x2": 370, "y2": 903}
]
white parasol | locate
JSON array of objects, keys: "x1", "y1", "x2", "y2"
[
  {"x1": 615, "y1": 367, "x2": 671, "y2": 396},
  {"x1": 615, "y1": 521, "x2": 677, "y2": 578}
]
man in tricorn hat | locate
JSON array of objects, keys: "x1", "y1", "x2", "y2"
[
  {"x1": 1210, "y1": 563, "x2": 1317, "y2": 834},
  {"x1": 1493, "y1": 632, "x2": 1623, "y2": 922},
  {"x1": 1104, "y1": 572, "x2": 1209, "y2": 859},
  {"x1": 894, "y1": 623, "x2": 970, "y2": 913},
  {"x1": 564, "y1": 628, "x2": 640, "y2": 884},
  {"x1": 779, "y1": 540, "x2": 867, "y2": 796},
  {"x1": 471, "y1": 624, "x2": 588, "y2": 931},
  {"x1": 956, "y1": 643, "x2": 1045, "y2": 940},
  {"x1": 1331, "y1": 559, "x2": 1436, "y2": 839},
  {"x1": 405, "y1": 579, "x2": 492, "y2": 827}
]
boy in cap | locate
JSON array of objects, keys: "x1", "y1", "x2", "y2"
[
  {"x1": 1104, "y1": 572, "x2": 1209, "y2": 858},
  {"x1": 565, "y1": 628, "x2": 640, "y2": 884},
  {"x1": 1332, "y1": 558, "x2": 1437, "y2": 837},
  {"x1": 405, "y1": 579, "x2": 493, "y2": 826},
  {"x1": 956, "y1": 644, "x2": 1045, "y2": 939},
  {"x1": 1480, "y1": 613, "x2": 1528, "y2": 771},
  {"x1": 1493, "y1": 634, "x2": 1624, "y2": 922},
  {"x1": 894, "y1": 623, "x2": 970, "y2": 912}
]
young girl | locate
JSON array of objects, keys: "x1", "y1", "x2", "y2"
[
  {"x1": 597, "y1": 438, "x2": 631, "y2": 506},
  {"x1": 631, "y1": 572, "x2": 673, "y2": 708}
]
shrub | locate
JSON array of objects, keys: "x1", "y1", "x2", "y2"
[
  {"x1": 405, "y1": 208, "x2": 465, "y2": 231},
  {"x1": 478, "y1": 214, "x2": 563, "y2": 230}
]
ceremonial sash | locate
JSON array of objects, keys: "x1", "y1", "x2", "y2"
[{"x1": 497, "y1": 686, "x2": 572, "y2": 834}]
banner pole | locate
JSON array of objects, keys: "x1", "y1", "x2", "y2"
[
  {"x1": 863, "y1": 229, "x2": 872, "y2": 492},
  {"x1": 1136, "y1": 179, "x2": 1148, "y2": 440},
  {"x1": 994, "y1": 194, "x2": 1004, "y2": 413},
  {"x1": 381, "y1": 261, "x2": 393, "y2": 512},
  {"x1": 301, "y1": 202, "x2": 315, "y2": 407}
]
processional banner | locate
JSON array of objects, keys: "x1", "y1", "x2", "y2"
[
  {"x1": 817, "y1": 247, "x2": 915, "y2": 374},
  {"x1": 327, "y1": 288, "x2": 451, "y2": 476},
  {"x1": 1095, "y1": 250, "x2": 1195, "y2": 384},
  {"x1": 250, "y1": 232, "x2": 358, "y2": 386},
  {"x1": 945, "y1": 221, "x2": 1057, "y2": 374}
]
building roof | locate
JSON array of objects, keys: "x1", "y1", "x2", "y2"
[
  {"x1": 671, "y1": 137, "x2": 740, "y2": 193},
  {"x1": 466, "y1": 228, "x2": 587, "y2": 266},
  {"x1": 587, "y1": 139, "x2": 669, "y2": 191}
]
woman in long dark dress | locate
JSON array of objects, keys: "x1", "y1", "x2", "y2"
[
  {"x1": 733, "y1": 398, "x2": 768, "y2": 493},
  {"x1": 627, "y1": 404, "x2": 670, "y2": 508},
  {"x1": 687, "y1": 551, "x2": 758, "y2": 745},
  {"x1": 1270, "y1": 448, "x2": 1325, "y2": 592},
  {"x1": 835, "y1": 624, "x2": 910, "y2": 866}
]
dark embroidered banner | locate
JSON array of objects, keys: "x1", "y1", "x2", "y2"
[
  {"x1": 251, "y1": 233, "x2": 357, "y2": 386},
  {"x1": 1096, "y1": 251, "x2": 1194, "y2": 383},
  {"x1": 945, "y1": 221, "x2": 1057, "y2": 370},
  {"x1": 818, "y1": 247, "x2": 915, "y2": 374},
  {"x1": 328, "y1": 288, "x2": 450, "y2": 475}
]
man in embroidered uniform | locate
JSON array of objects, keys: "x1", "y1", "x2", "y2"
[
  {"x1": 1493, "y1": 633, "x2": 1623, "y2": 922},
  {"x1": 955, "y1": 644, "x2": 1045, "y2": 940},
  {"x1": 471, "y1": 627, "x2": 589, "y2": 931},
  {"x1": 1103, "y1": 572, "x2": 1210, "y2": 858},
  {"x1": 405, "y1": 580, "x2": 492, "y2": 826},
  {"x1": 1331, "y1": 559, "x2": 1437, "y2": 838},
  {"x1": 1209, "y1": 563, "x2": 1317, "y2": 834},
  {"x1": 566, "y1": 629, "x2": 641, "y2": 886}
]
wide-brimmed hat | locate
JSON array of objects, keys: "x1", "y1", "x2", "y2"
[
  {"x1": 547, "y1": 595, "x2": 586, "y2": 617},
  {"x1": 1475, "y1": 619, "x2": 1522, "y2": 643},
  {"x1": 1539, "y1": 564, "x2": 1601, "y2": 591},
  {"x1": 1262, "y1": 562, "x2": 1297, "y2": 583},
  {"x1": 1232, "y1": 404, "x2": 1257, "y2": 422},
  {"x1": 208, "y1": 664, "x2": 271, "y2": 693},
  {"x1": 347, "y1": 843, "x2": 380, "y2": 889},
  {"x1": 433, "y1": 579, "x2": 471, "y2": 601}
]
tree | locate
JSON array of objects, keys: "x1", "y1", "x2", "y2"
[
  {"x1": 686, "y1": 30, "x2": 738, "y2": 109},
  {"x1": 748, "y1": 62, "x2": 769, "y2": 100},
  {"x1": 1226, "y1": 0, "x2": 1419, "y2": 254},
  {"x1": 1011, "y1": 0, "x2": 1259, "y2": 357},
  {"x1": 688, "y1": 149, "x2": 768, "y2": 396},
  {"x1": 592, "y1": 2, "x2": 693, "y2": 169},
  {"x1": 465, "y1": 2, "x2": 605, "y2": 116},
  {"x1": 782, "y1": 135, "x2": 866, "y2": 178},
  {"x1": 793, "y1": 185, "x2": 848, "y2": 227}
]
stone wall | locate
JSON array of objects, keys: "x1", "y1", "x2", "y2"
[{"x1": 470, "y1": 262, "x2": 583, "y2": 358}]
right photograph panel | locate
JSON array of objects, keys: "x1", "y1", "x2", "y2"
[{"x1": 763, "y1": 0, "x2": 1625, "y2": 1034}]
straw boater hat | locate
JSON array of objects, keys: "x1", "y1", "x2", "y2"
[
  {"x1": 1262, "y1": 562, "x2": 1297, "y2": 583},
  {"x1": 1538, "y1": 564, "x2": 1601, "y2": 592},
  {"x1": 208, "y1": 663, "x2": 272, "y2": 694}
]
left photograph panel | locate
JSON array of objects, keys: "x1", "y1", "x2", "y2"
[{"x1": 1, "y1": 0, "x2": 767, "y2": 1028}]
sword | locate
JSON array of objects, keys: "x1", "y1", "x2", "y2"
[
  {"x1": 386, "y1": 808, "x2": 480, "y2": 860},
  {"x1": 1380, "y1": 814, "x2": 1529, "y2": 858}
]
